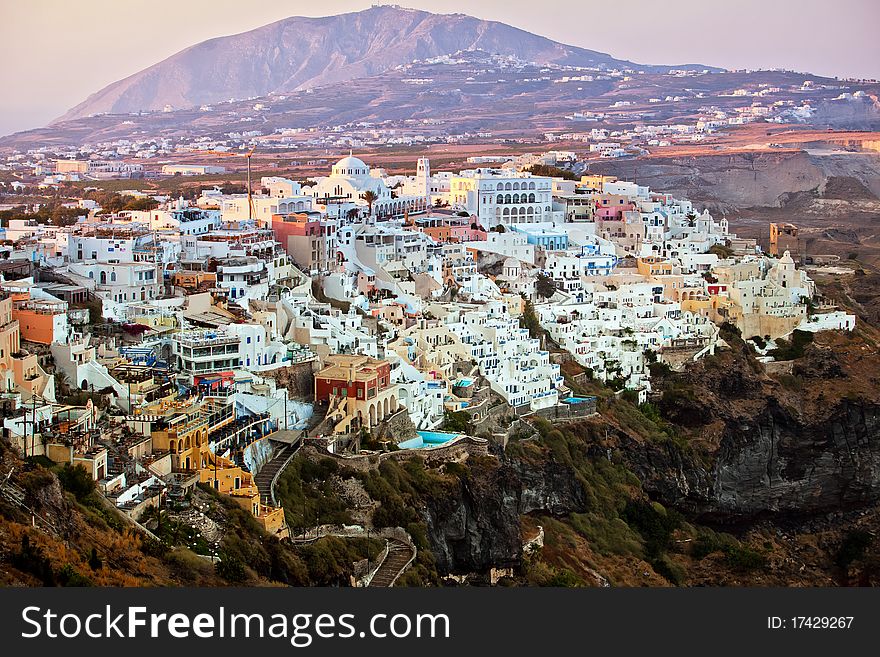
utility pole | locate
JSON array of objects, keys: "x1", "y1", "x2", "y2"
[{"x1": 29, "y1": 395, "x2": 37, "y2": 459}]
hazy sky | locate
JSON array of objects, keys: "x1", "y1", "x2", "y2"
[{"x1": 1, "y1": 0, "x2": 877, "y2": 136}]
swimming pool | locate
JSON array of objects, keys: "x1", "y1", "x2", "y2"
[
  {"x1": 454, "y1": 378, "x2": 474, "y2": 387},
  {"x1": 398, "y1": 430, "x2": 461, "y2": 450}
]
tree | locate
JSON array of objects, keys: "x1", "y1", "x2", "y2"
[
  {"x1": 535, "y1": 272, "x2": 556, "y2": 300},
  {"x1": 524, "y1": 164, "x2": 578, "y2": 181},
  {"x1": 520, "y1": 299, "x2": 543, "y2": 339},
  {"x1": 57, "y1": 463, "x2": 95, "y2": 500},
  {"x1": 215, "y1": 555, "x2": 247, "y2": 582},
  {"x1": 123, "y1": 197, "x2": 158, "y2": 211},
  {"x1": 362, "y1": 190, "x2": 378, "y2": 218},
  {"x1": 88, "y1": 548, "x2": 103, "y2": 570}
]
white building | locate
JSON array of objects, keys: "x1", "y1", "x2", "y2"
[
  {"x1": 448, "y1": 168, "x2": 555, "y2": 228},
  {"x1": 303, "y1": 155, "x2": 428, "y2": 219}
]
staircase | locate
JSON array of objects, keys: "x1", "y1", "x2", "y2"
[
  {"x1": 253, "y1": 445, "x2": 294, "y2": 505},
  {"x1": 368, "y1": 539, "x2": 415, "y2": 587}
]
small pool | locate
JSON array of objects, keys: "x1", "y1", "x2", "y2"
[
  {"x1": 398, "y1": 430, "x2": 461, "y2": 450},
  {"x1": 454, "y1": 378, "x2": 474, "y2": 387},
  {"x1": 564, "y1": 396, "x2": 596, "y2": 404}
]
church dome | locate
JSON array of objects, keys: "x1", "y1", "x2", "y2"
[{"x1": 332, "y1": 154, "x2": 369, "y2": 177}]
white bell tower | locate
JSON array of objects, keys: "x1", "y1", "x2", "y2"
[{"x1": 416, "y1": 157, "x2": 430, "y2": 201}]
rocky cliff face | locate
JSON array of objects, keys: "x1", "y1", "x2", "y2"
[
  {"x1": 421, "y1": 454, "x2": 591, "y2": 573},
  {"x1": 423, "y1": 462, "x2": 522, "y2": 573},
  {"x1": 591, "y1": 151, "x2": 880, "y2": 211},
  {"x1": 620, "y1": 398, "x2": 880, "y2": 518},
  {"x1": 615, "y1": 333, "x2": 880, "y2": 519}
]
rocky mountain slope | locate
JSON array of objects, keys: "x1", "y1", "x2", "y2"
[{"x1": 58, "y1": 6, "x2": 703, "y2": 122}]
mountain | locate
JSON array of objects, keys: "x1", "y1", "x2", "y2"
[{"x1": 56, "y1": 5, "x2": 714, "y2": 123}]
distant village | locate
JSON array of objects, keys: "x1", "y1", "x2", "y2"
[
  {"x1": 0, "y1": 148, "x2": 856, "y2": 543},
  {"x1": 0, "y1": 50, "x2": 869, "y2": 176}
]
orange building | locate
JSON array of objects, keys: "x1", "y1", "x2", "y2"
[
  {"x1": 172, "y1": 269, "x2": 216, "y2": 291},
  {"x1": 12, "y1": 297, "x2": 69, "y2": 345},
  {"x1": 0, "y1": 293, "x2": 55, "y2": 400}
]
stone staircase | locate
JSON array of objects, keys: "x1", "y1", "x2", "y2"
[
  {"x1": 253, "y1": 444, "x2": 295, "y2": 506},
  {"x1": 368, "y1": 539, "x2": 415, "y2": 587}
]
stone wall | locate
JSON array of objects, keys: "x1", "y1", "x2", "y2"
[
  {"x1": 660, "y1": 347, "x2": 703, "y2": 372},
  {"x1": 763, "y1": 360, "x2": 794, "y2": 376},
  {"x1": 262, "y1": 361, "x2": 319, "y2": 400},
  {"x1": 531, "y1": 400, "x2": 597, "y2": 421},
  {"x1": 301, "y1": 436, "x2": 490, "y2": 473},
  {"x1": 472, "y1": 400, "x2": 517, "y2": 434},
  {"x1": 374, "y1": 407, "x2": 418, "y2": 443}
]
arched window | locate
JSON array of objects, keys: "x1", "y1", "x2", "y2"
[
  {"x1": 503, "y1": 208, "x2": 510, "y2": 216},
  {"x1": 88, "y1": 271, "x2": 93, "y2": 279},
  {"x1": 529, "y1": 193, "x2": 535, "y2": 203},
  {"x1": 99, "y1": 271, "x2": 106, "y2": 284},
  {"x1": 529, "y1": 182, "x2": 536, "y2": 190},
  {"x1": 504, "y1": 182, "x2": 512, "y2": 191},
  {"x1": 110, "y1": 271, "x2": 117, "y2": 282},
  {"x1": 505, "y1": 194, "x2": 511, "y2": 204},
  {"x1": 496, "y1": 183, "x2": 503, "y2": 190},
  {"x1": 512, "y1": 182, "x2": 520, "y2": 190},
  {"x1": 513, "y1": 193, "x2": 520, "y2": 203},
  {"x1": 496, "y1": 194, "x2": 503, "y2": 203}
]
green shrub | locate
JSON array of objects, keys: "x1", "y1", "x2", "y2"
[
  {"x1": 768, "y1": 330, "x2": 813, "y2": 361},
  {"x1": 57, "y1": 564, "x2": 93, "y2": 587},
  {"x1": 215, "y1": 555, "x2": 247, "y2": 582},
  {"x1": 57, "y1": 464, "x2": 96, "y2": 500},
  {"x1": 723, "y1": 544, "x2": 766, "y2": 571},
  {"x1": 621, "y1": 499, "x2": 682, "y2": 559},
  {"x1": 652, "y1": 554, "x2": 686, "y2": 585}
]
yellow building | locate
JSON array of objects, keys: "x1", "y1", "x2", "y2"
[
  {"x1": 579, "y1": 174, "x2": 618, "y2": 191},
  {"x1": 637, "y1": 256, "x2": 673, "y2": 277},
  {"x1": 133, "y1": 397, "x2": 235, "y2": 471},
  {"x1": 199, "y1": 449, "x2": 289, "y2": 539}
]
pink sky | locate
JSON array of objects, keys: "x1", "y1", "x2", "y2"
[{"x1": 1, "y1": 0, "x2": 877, "y2": 136}]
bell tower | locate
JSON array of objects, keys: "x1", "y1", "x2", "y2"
[{"x1": 416, "y1": 157, "x2": 430, "y2": 202}]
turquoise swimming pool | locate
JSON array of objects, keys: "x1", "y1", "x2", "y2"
[
  {"x1": 398, "y1": 430, "x2": 461, "y2": 449},
  {"x1": 454, "y1": 378, "x2": 474, "y2": 387}
]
